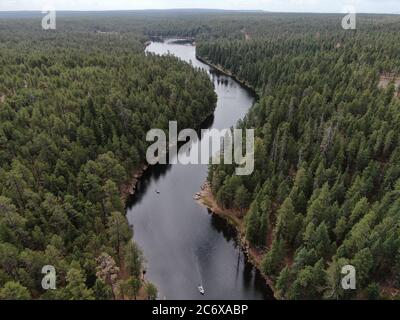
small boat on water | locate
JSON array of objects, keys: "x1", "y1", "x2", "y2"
[
  {"x1": 155, "y1": 190, "x2": 160, "y2": 194},
  {"x1": 198, "y1": 285, "x2": 205, "y2": 295}
]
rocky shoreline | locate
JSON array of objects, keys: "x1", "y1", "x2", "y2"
[
  {"x1": 120, "y1": 163, "x2": 149, "y2": 202},
  {"x1": 195, "y1": 181, "x2": 278, "y2": 299}
]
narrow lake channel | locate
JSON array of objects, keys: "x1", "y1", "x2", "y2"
[{"x1": 126, "y1": 39, "x2": 274, "y2": 300}]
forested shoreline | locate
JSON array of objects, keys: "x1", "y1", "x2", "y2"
[
  {"x1": 0, "y1": 18, "x2": 217, "y2": 299},
  {"x1": 1, "y1": 11, "x2": 399, "y2": 300},
  {"x1": 196, "y1": 14, "x2": 400, "y2": 299}
]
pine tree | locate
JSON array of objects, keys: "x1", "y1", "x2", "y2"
[
  {"x1": 261, "y1": 239, "x2": 285, "y2": 277},
  {"x1": 0, "y1": 281, "x2": 31, "y2": 300},
  {"x1": 64, "y1": 268, "x2": 94, "y2": 300},
  {"x1": 276, "y1": 197, "x2": 301, "y2": 246},
  {"x1": 124, "y1": 240, "x2": 144, "y2": 279}
]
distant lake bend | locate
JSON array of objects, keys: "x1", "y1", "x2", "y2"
[{"x1": 126, "y1": 39, "x2": 274, "y2": 300}]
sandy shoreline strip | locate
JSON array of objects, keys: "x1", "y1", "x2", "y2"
[{"x1": 195, "y1": 182, "x2": 278, "y2": 299}]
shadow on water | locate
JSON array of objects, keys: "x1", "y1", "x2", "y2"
[
  {"x1": 126, "y1": 113, "x2": 215, "y2": 209},
  {"x1": 126, "y1": 164, "x2": 172, "y2": 209},
  {"x1": 209, "y1": 210, "x2": 237, "y2": 243},
  {"x1": 209, "y1": 211, "x2": 274, "y2": 300}
]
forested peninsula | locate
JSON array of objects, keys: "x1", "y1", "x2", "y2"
[{"x1": 0, "y1": 16, "x2": 216, "y2": 299}]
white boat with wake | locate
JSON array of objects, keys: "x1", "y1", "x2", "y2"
[{"x1": 198, "y1": 285, "x2": 205, "y2": 295}]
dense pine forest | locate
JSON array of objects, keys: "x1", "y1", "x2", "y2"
[
  {"x1": 196, "y1": 14, "x2": 400, "y2": 299},
  {"x1": 0, "y1": 16, "x2": 216, "y2": 299},
  {"x1": 1, "y1": 10, "x2": 399, "y2": 300}
]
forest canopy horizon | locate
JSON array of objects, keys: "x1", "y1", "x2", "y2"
[{"x1": 0, "y1": 11, "x2": 399, "y2": 300}]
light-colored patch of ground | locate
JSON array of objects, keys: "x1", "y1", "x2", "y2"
[
  {"x1": 96, "y1": 30, "x2": 119, "y2": 35},
  {"x1": 378, "y1": 74, "x2": 400, "y2": 97},
  {"x1": 380, "y1": 279, "x2": 400, "y2": 300},
  {"x1": 241, "y1": 28, "x2": 251, "y2": 40}
]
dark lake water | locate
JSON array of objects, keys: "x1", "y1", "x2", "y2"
[{"x1": 126, "y1": 39, "x2": 274, "y2": 300}]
